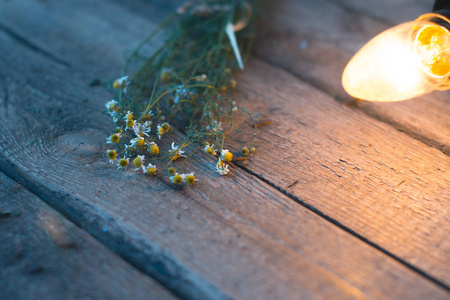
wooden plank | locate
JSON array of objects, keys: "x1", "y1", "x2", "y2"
[
  {"x1": 0, "y1": 1, "x2": 448, "y2": 299},
  {"x1": 0, "y1": 172, "x2": 176, "y2": 300},
  {"x1": 252, "y1": 0, "x2": 450, "y2": 154}
]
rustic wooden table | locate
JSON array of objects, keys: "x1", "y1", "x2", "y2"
[{"x1": 1, "y1": 0, "x2": 449, "y2": 299}]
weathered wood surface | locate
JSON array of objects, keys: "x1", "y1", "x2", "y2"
[
  {"x1": 254, "y1": 0, "x2": 450, "y2": 155},
  {"x1": 92, "y1": 0, "x2": 450, "y2": 288},
  {"x1": 0, "y1": 172, "x2": 176, "y2": 300},
  {"x1": 3, "y1": 29, "x2": 448, "y2": 299},
  {"x1": 329, "y1": 0, "x2": 432, "y2": 25},
  {"x1": 239, "y1": 0, "x2": 450, "y2": 286},
  {"x1": 0, "y1": 0, "x2": 449, "y2": 299}
]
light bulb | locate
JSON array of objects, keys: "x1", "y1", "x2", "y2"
[{"x1": 342, "y1": 13, "x2": 450, "y2": 101}]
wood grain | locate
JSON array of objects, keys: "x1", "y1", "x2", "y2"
[
  {"x1": 0, "y1": 0, "x2": 448, "y2": 299},
  {"x1": 0, "y1": 172, "x2": 176, "y2": 300},
  {"x1": 228, "y1": 58, "x2": 450, "y2": 287},
  {"x1": 253, "y1": 0, "x2": 450, "y2": 154}
]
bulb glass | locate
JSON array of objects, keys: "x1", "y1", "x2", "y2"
[{"x1": 342, "y1": 20, "x2": 450, "y2": 101}]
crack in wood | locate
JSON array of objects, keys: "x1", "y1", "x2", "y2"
[
  {"x1": 0, "y1": 23, "x2": 71, "y2": 68},
  {"x1": 233, "y1": 162, "x2": 450, "y2": 292},
  {"x1": 321, "y1": 0, "x2": 397, "y2": 26},
  {"x1": 286, "y1": 180, "x2": 299, "y2": 189},
  {"x1": 2, "y1": 86, "x2": 7, "y2": 116}
]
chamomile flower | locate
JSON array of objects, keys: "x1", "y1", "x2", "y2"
[
  {"x1": 170, "y1": 173, "x2": 183, "y2": 184},
  {"x1": 141, "y1": 111, "x2": 154, "y2": 121},
  {"x1": 241, "y1": 147, "x2": 249, "y2": 156},
  {"x1": 106, "y1": 150, "x2": 117, "y2": 164},
  {"x1": 162, "y1": 122, "x2": 172, "y2": 133},
  {"x1": 170, "y1": 142, "x2": 185, "y2": 161},
  {"x1": 113, "y1": 76, "x2": 129, "y2": 92},
  {"x1": 111, "y1": 112, "x2": 120, "y2": 123},
  {"x1": 181, "y1": 172, "x2": 197, "y2": 185},
  {"x1": 203, "y1": 143, "x2": 216, "y2": 156},
  {"x1": 133, "y1": 122, "x2": 151, "y2": 137},
  {"x1": 168, "y1": 167, "x2": 176, "y2": 175},
  {"x1": 206, "y1": 120, "x2": 222, "y2": 133},
  {"x1": 130, "y1": 136, "x2": 146, "y2": 147},
  {"x1": 194, "y1": 74, "x2": 207, "y2": 82},
  {"x1": 117, "y1": 157, "x2": 129, "y2": 169},
  {"x1": 148, "y1": 142, "x2": 159, "y2": 155},
  {"x1": 221, "y1": 149, "x2": 233, "y2": 162},
  {"x1": 173, "y1": 85, "x2": 190, "y2": 104},
  {"x1": 160, "y1": 68, "x2": 172, "y2": 82},
  {"x1": 142, "y1": 163, "x2": 157, "y2": 176},
  {"x1": 157, "y1": 124, "x2": 165, "y2": 140},
  {"x1": 107, "y1": 133, "x2": 121, "y2": 144},
  {"x1": 133, "y1": 155, "x2": 145, "y2": 168},
  {"x1": 216, "y1": 157, "x2": 225, "y2": 169},
  {"x1": 216, "y1": 158, "x2": 230, "y2": 176},
  {"x1": 124, "y1": 110, "x2": 133, "y2": 121},
  {"x1": 125, "y1": 119, "x2": 136, "y2": 130},
  {"x1": 105, "y1": 100, "x2": 118, "y2": 112}
]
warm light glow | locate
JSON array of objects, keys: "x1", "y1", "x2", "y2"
[{"x1": 342, "y1": 20, "x2": 450, "y2": 101}]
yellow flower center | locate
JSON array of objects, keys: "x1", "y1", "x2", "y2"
[
  {"x1": 241, "y1": 147, "x2": 249, "y2": 156},
  {"x1": 185, "y1": 175, "x2": 195, "y2": 184},
  {"x1": 137, "y1": 137, "x2": 145, "y2": 146},
  {"x1": 113, "y1": 79, "x2": 122, "y2": 89},
  {"x1": 126, "y1": 120, "x2": 135, "y2": 128},
  {"x1": 147, "y1": 167, "x2": 157, "y2": 176},
  {"x1": 160, "y1": 71, "x2": 171, "y2": 82},
  {"x1": 217, "y1": 159, "x2": 225, "y2": 169},
  {"x1": 223, "y1": 152, "x2": 233, "y2": 162},
  {"x1": 206, "y1": 147, "x2": 214, "y2": 155},
  {"x1": 107, "y1": 150, "x2": 117, "y2": 160},
  {"x1": 119, "y1": 159, "x2": 128, "y2": 167},
  {"x1": 172, "y1": 174, "x2": 182, "y2": 184},
  {"x1": 162, "y1": 123, "x2": 171, "y2": 132},
  {"x1": 149, "y1": 144, "x2": 159, "y2": 155},
  {"x1": 110, "y1": 134, "x2": 120, "y2": 143},
  {"x1": 133, "y1": 156, "x2": 143, "y2": 168}
]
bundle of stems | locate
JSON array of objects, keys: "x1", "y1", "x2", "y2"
[{"x1": 105, "y1": 0, "x2": 260, "y2": 184}]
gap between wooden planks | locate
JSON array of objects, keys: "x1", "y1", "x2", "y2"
[
  {"x1": 325, "y1": 0, "x2": 433, "y2": 25},
  {"x1": 0, "y1": 172, "x2": 176, "y2": 300},
  {"x1": 254, "y1": 0, "x2": 450, "y2": 155},
  {"x1": 0, "y1": 0, "x2": 449, "y2": 298}
]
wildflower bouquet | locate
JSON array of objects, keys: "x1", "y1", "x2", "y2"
[{"x1": 105, "y1": 0, "x2": 260, "y2": 185}]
